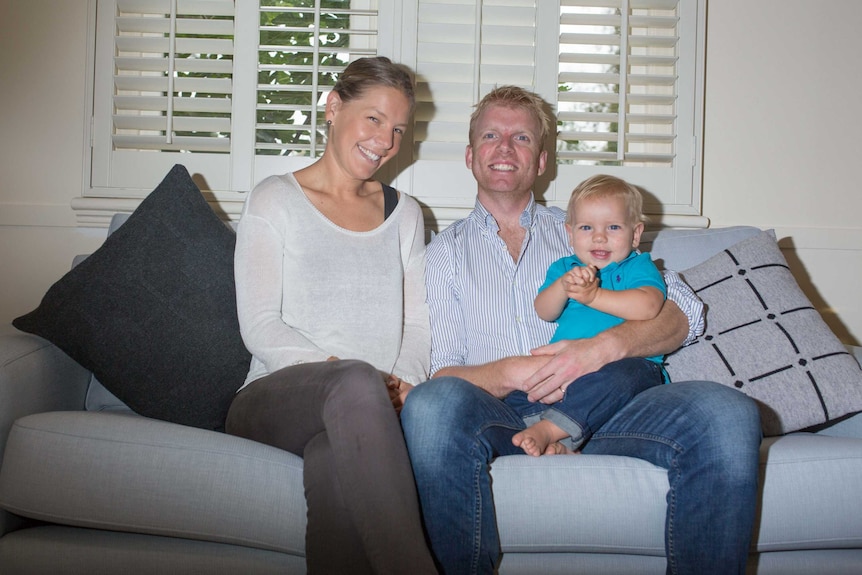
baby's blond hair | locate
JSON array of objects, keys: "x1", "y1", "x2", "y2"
[{"x1": 566, "y1": 174, "x2": 648, "y2": 226}]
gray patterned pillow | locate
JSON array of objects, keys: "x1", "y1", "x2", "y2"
[{"x1": 664, "y1": 231, "x2": 862, "y2": 435}]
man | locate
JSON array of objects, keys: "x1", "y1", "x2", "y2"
[{"x1": 399, "y1": 86, "x2": 762, "y2": 575}]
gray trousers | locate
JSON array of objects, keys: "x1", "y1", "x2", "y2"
[{"x1": 226, "y1": 359, "x2": 436, "y2": 575}]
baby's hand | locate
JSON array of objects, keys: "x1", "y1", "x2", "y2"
[
  {"x1": 562, "y1": 265, "x2": 599, "y2": 305},
  {"x1": 570, "y1": 265, "x2": 596, "y2": 285}
]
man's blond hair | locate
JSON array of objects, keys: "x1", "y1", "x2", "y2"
[{"x1": 468, "y1": 86, "x2": 553, "y2": 147}]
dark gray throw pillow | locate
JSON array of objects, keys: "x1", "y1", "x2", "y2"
[
  {"x1": 664, "y1": 231, "x2": 862, "y2": 435},
  {"x1": 13, "y1": 164, "x2": 250, "y2": 431}
]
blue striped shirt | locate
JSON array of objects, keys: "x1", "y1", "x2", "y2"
[{"x1": 426, "y1": 196, "x2": 704, "y2": 375}]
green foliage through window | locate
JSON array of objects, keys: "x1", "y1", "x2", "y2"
[{"x1": 256, "y1": 1, "x2": 376, "y2": 157}]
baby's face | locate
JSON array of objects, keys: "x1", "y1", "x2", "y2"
[{"x1": 565, "y1": 195, "x2": 643, "y2": 269}]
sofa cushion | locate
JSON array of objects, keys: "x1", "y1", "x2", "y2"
[
  {"x1": 0, "y1": 411, "x2": 306, "y2": 555},
  {"x1": 640, "y1": 225, "x2": 763, "y2": 271},
  {"x1": 0, "y1": 525, "x2": 304, "y2": 575},
  {"x1": 754, "y1": 434, "x2": 862, "y2": 552},
  {"x1": 490, "y1": 432, "x2": 862, "y2": 557},
  {"x1": 664, "y1": 230, "x2": 862, "y2": 435},
  {"x1": 12, "y1": 164, "x2": 250, "y2": 431},
  {"x1": 492, "y1": 454, "x2": 667, "y2": 556}
]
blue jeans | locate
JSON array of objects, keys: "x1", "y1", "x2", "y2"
[
  {"x1": 401, "y1": 377, "x2": 761, "y2": 575},
  {"x1": 504, "y1": 357, "x2": 664, "y2": 449}
]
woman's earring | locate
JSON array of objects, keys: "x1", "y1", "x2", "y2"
[{"x1": 326, "y1": 120, "x2": 332, "y2": 126}]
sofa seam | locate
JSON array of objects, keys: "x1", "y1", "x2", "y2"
[
  {"x1": 0, "y1": 337, "x2": 59, "y2": 369},
  {"x1": 9, "y1": 419, "x2": 302, "y2": 470},
  {"x1": 0, "y1": 502, "x2": 304, "y2": 556}
]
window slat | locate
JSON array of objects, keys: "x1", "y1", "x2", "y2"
[
  {"x1": 115, "y1": 56, "x2": 233, "y2": 74},
  {"x1": 114, "y1": 114, "x2": 231, "y2": 133},
  {"x1": 117, "y1": 17, "x2": 234, "y2": 36},
  {"x1": 118, "y1": 0, "x2": 235, "y2": 16},
  {"x1": 113, "y1": 135, "x2": 230, "y2": 152},
  {"x1": 558, "y1": 130, "x2": 675, "y2": 143},
  {"x1": 559, "y1": 91, "x2": 676, "y2": 106},
  {"x1": 116, "y1": 36, "x2": 234, "y2": 55},
  {"x1": 115, "y1": 75, "x2": 232, "y2": 94},
  {"x1": 114, "y1": 95, "x2": 231, "y2": 113}
]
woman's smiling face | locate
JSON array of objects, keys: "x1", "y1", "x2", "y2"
[{"x1": 326, "y1": 85, "x2": 411, "y2": 181}]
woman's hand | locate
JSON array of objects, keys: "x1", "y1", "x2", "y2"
[{"x1": 385, "y1": 374, "x2": 414, "y2": 414}]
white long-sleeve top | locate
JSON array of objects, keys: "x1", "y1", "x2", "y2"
[{"x1": 234, "y1": 173, "x2": 430, "y2": 390}]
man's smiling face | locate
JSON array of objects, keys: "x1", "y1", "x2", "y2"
[{"x1": 466, "y1": 104, "x2": 547, "y2": 200}]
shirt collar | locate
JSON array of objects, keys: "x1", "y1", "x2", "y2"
[{"x1": 471, "y1": 194, "x2": 538, "y2": 232}]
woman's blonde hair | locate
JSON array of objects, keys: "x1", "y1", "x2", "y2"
[
  {"x1": 468, "y1": 85, "x2": 553, "y2": 146},
  {"x1": 566, "y1": 174, "x2": 648, "y2": 226}
]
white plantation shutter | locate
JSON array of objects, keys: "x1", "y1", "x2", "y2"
[
  {"x1": 83, "y1": 0, "x2": 704, "y2": 227},
  {"x1": 552, "y1": 0, "x2": 705, "y2": 221},
  {"x1": 411, "y1": 0, "x2": 538, "y2": 162},
  {"x1": 558, "y1": 1, "x2": 679, "y2": 164},
  {"x1": 253, "y1": 0, "x2": 381, "y2": 185},
  {"x1": 111, "y1": 5, "x2": 234, "y2": 152},
  {"x1": 399, "y1": 0, "x2": 543, "y2": 216},
  {"x1": 400, "y1": 0, "x2": 705, "y2": 227},
  {"x1": 90, "y1": 0, "x2": 237, "y2": 193},
  {"x1": 87, "y1": 0, "x2": 384, "y2": 217}
]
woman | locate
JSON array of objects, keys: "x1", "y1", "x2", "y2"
[{"x1": 227, "y1": 57, "x2": 437, "y2": 575}]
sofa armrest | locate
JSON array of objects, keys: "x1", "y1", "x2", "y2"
[
  {"x1": 0, "y1": 327, "x2": 91, "y2": 535},
  {"x1": 0, "y1": 327, "x2": 90, "y2": 448}
]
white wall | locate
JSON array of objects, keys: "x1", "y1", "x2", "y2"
[
  {"x1": 702, "y1": 0, "x2": 862, "y2": 345},
  {"x1": 1, "y1": 0, "x2": 860, "y2": 345},
  {"x1": 0, "y1": 0, "x2": 107, "y2": 324}
]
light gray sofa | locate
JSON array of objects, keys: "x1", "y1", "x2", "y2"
[{"x1": 1, "y1": 223, "x2": 861, "y2": 574}]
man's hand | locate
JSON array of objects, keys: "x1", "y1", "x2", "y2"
[
  {"x1": 521, "y1": 333, "x2": 621, "y2": 404},
  {"x1": 434, "y1": 355, "x2": 550, "y2": 399},
  {"x1": 520, "y1": 298, "x2": 689, "y2": 404}
]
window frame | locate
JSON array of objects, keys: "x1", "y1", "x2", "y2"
[
  {"x1": 80, "y1": 0, "x2": 706, "y2": 229},
  {"x1": 398, "y1": 0, "x2": 706, "y2": 230}
]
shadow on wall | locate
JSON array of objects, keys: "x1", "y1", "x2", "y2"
[{"x1": 780, "y1": 236, "x2": 858, "y2": 347}]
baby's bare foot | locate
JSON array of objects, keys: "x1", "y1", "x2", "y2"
[
  {"x1": 512, "y1": 432, "x2": 542, "y2": 457},
  {"x1": 544, "y1": 442, "x2": 578, "y2": 455},
  {"x1": 513, "y1": 420, "x2": 565, "y2": 457}
]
